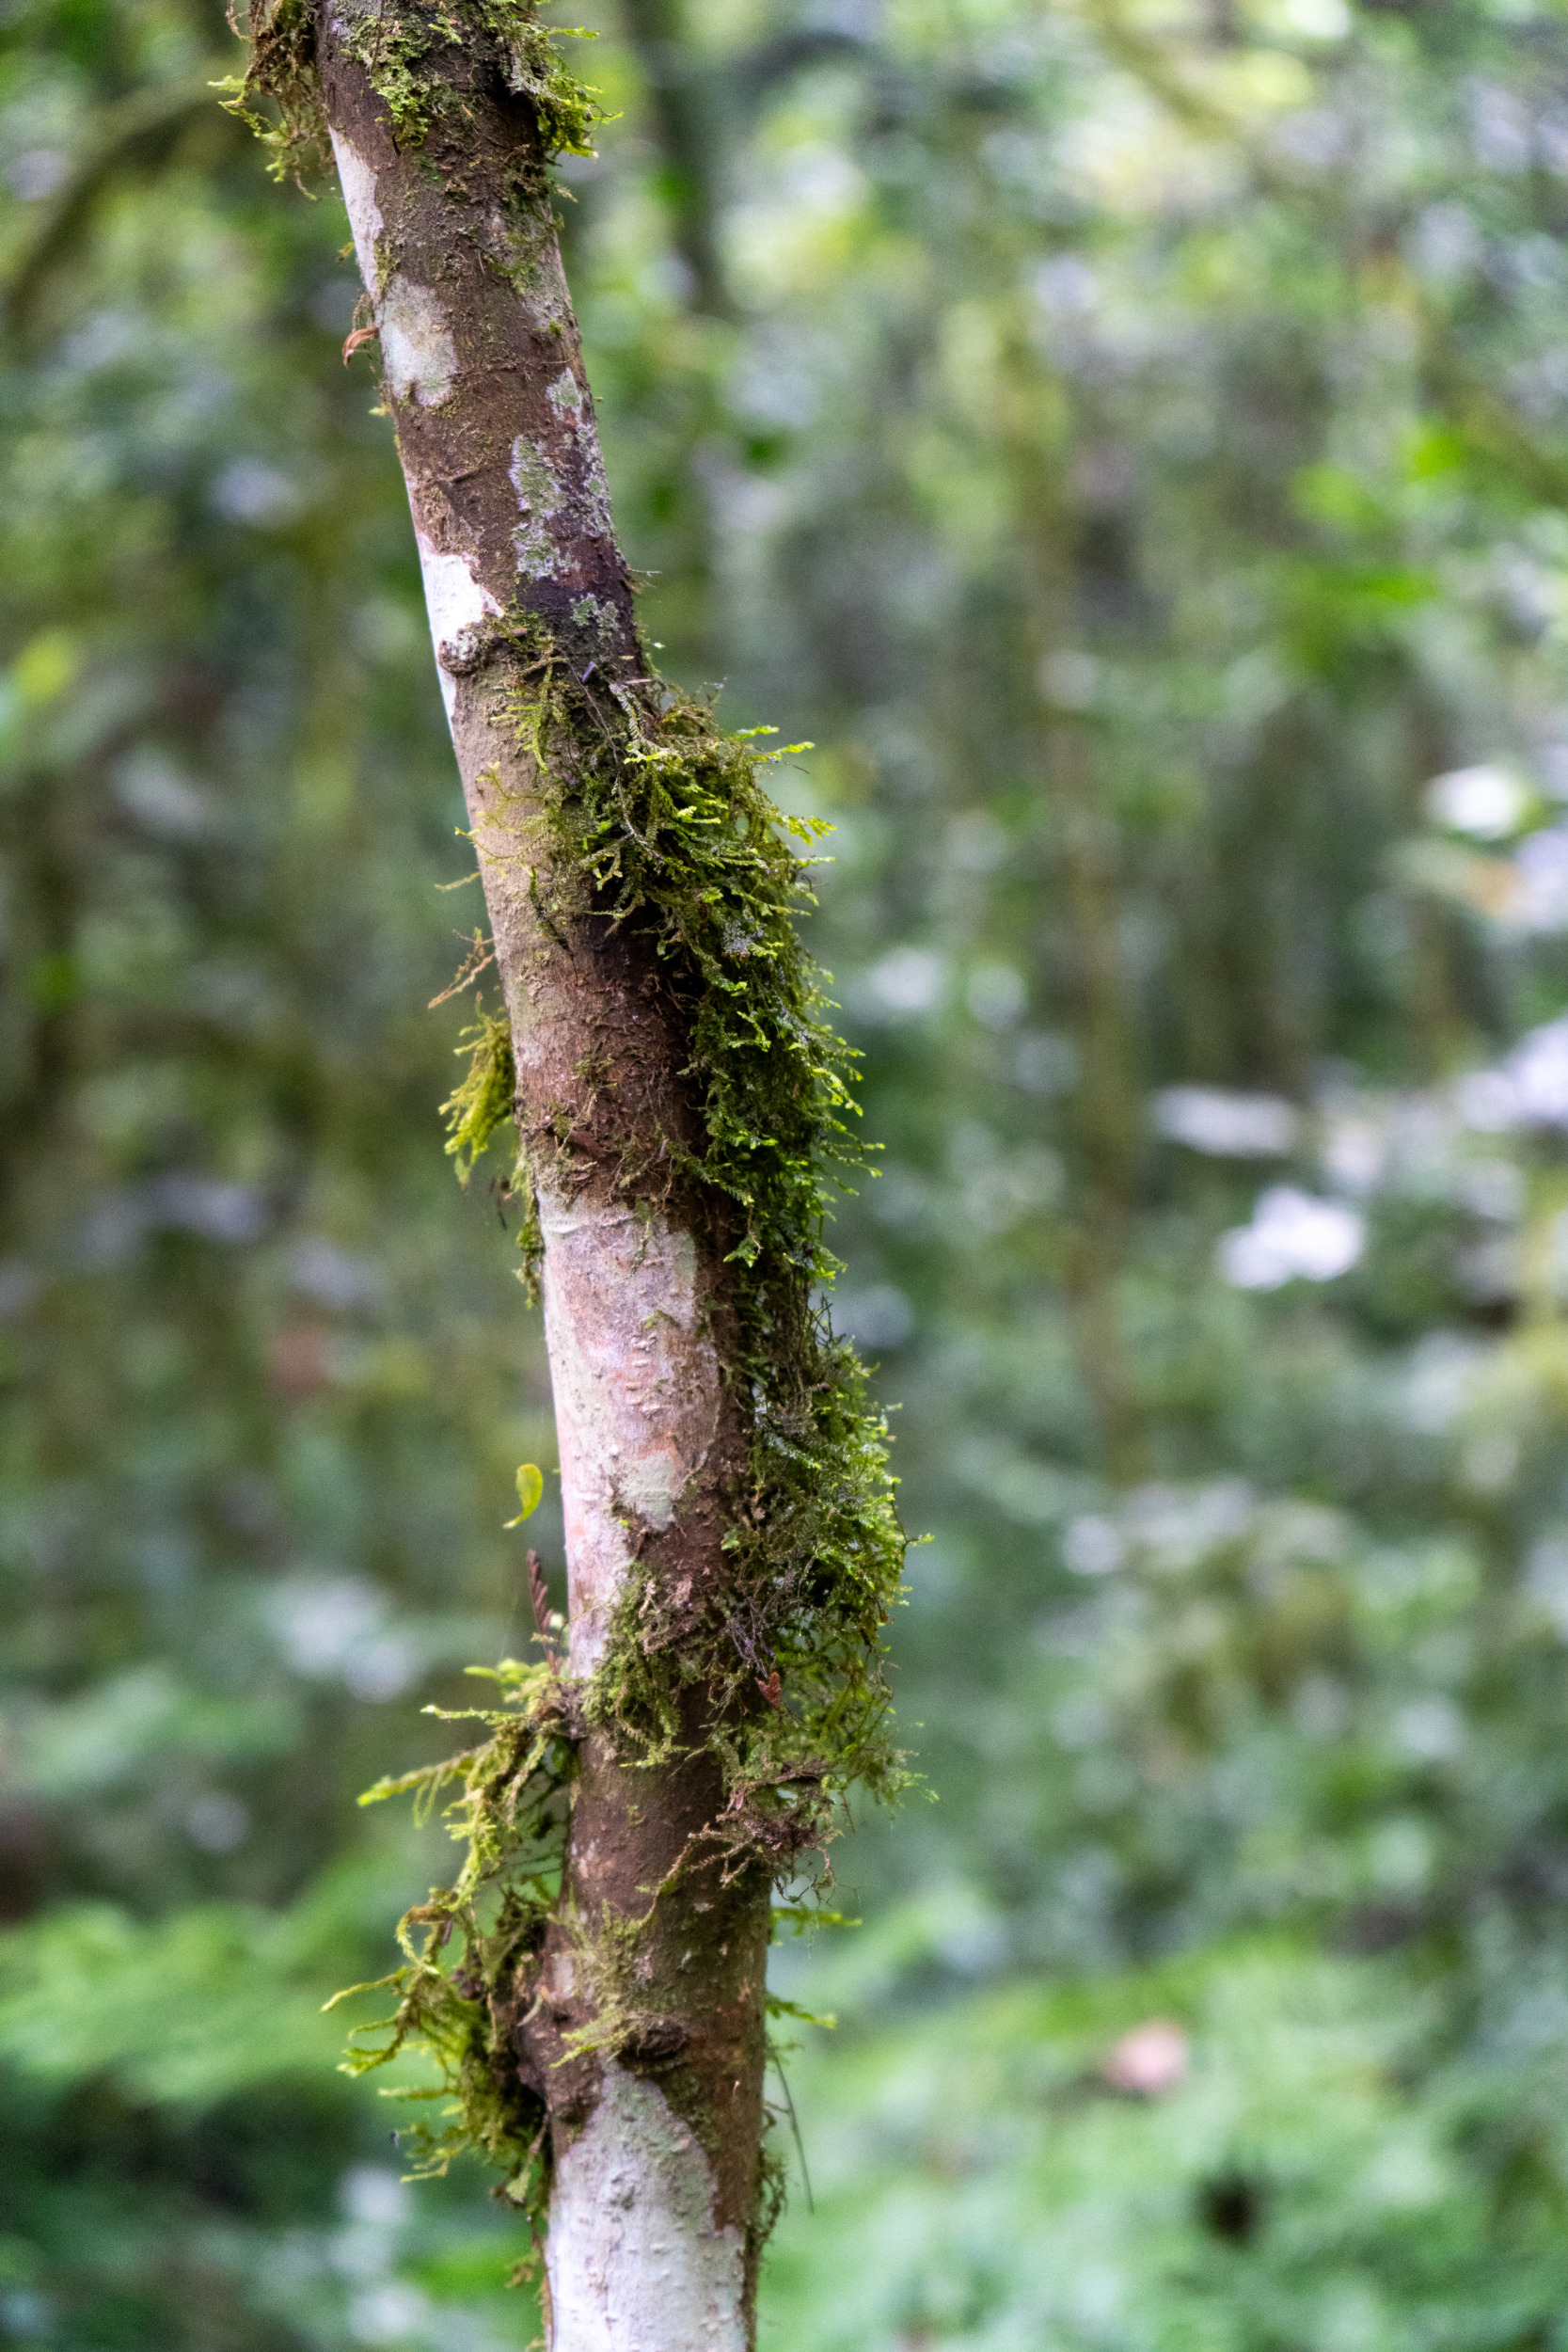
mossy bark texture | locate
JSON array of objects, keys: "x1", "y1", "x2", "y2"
[
  {"x1": 317, "y1": 13, "x2": 766, "y2": 2344},
  {"x1": 232, "y1": 5, "x2": 907, "y2": 2341},
  {"x1": 227, "y1": 8, "x2": 907, "y2": 2343}
]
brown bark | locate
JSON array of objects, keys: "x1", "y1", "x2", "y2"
[{"x1": 309, "y1": 13, "x2": 772, "y2": 2340}]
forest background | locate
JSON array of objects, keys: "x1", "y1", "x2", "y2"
[{"x1": 8, "y1": 0, "x2": 1568, "y2": 2343}]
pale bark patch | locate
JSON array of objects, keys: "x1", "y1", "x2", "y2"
[
  {"x1": 378, "y1": 274, "x2": 458, "y2": 406},
  {"x1": 328, "y1": 129, "x2": 384, "y2": 291},
  {"x1": 538, "y1": 1191, "x2": 721, "y2": 1676},
  {"x1": 413, "y1": 532, "x2": 500, "y2": 721},
  {"x1": 546, "y1": 2066, "x2": 747, "y2": 2352}
]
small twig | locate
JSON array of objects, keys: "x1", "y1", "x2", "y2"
[
  {"x1": 428, "y1": 929, "x2": 496, "y2": 1008},
  {"x1": 342, "y1": 323, "x2": 381, "y2": 364},
  {"x1": 770, "y1": 2055, "x2": 814, "y2": 2212},
  {"x1": 528, "y1": 1549, "x2": 560, "y2": 1671}
]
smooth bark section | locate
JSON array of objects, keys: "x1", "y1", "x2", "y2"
[
  {"x1": 309, "y1": 10, "x2": 771, "y2": 2338},
  {"x1": 546, "y1": 2067, "x2": 747, "y2": 2352},
  {"x1": 537, "y1": 1190, "x2": 721, "y2": 1677}
]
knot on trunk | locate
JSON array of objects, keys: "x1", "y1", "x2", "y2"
[{"x1": 618, "y1": 2016, "x2": 692, "y2": 2069}]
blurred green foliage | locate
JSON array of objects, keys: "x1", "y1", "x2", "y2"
[{"x1": 9, "y1": 0, "x2": 1568, "y2": 2344}]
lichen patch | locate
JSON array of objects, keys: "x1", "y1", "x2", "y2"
[
  {"x1": 379, "y1": 273, "x2": 458, "y2": 405},
  {"x1": 510, "y1": 436, "x2": 563, "y2": 579},
  {"x1": 547, "y1": 367, "x2": 584, "y2": 417}
]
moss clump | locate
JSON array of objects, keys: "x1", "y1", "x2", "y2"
[
  {"x1": 341, "y1": 657, "x2": 909, "y2": 2230},
  {"x1": 222, "y1": 0, "x2": 601, "y2": 184},
  {"x1": 440, "y1": 1003, "x2": 515, "y2": 1184},
  {"x1": 499, "y1": 647, "x2": 909, "y2": 1848},
  {"x1": 329, "y1": 1657, "x2": 576, "y2": 2255}
]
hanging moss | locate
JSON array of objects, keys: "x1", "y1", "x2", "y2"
[
  {"x1": 220, "y1": 0, "x2": 602, "y2": 184},
  {"x1": 440, "y1": 1004, "x2": 515, "y2": 1185},
  {"x1": 328, "y1": 1658, "x2": 575, "y2": 2259}
]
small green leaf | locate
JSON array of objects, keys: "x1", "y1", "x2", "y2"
[
  {"x1": 766, "y1": 1994, "x2": 837, "y2": 2029},
  {"x1": 503, "y1": 1463, "x2": 544, "y2": 1527}
]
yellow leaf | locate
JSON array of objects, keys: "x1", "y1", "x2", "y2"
[{"x1": 503, "y1": 1463, "x2": 544, "y2": 1528}]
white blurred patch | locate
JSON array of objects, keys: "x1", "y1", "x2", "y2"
[
  {"x1": 1356, "y1": 2137, "x2": 1448, "y2": 2214},
  {"x1": 946, "y1": 811, "x2": 1007, "y2": 872},
  {"x1": 1460, "y1": 1432, "x2": 1518, "y2": 1493},
  {"x1": 78, "y1": 1176, "x2": 267, "y2": 1266},
  {"x1": 778, "y1": 141, "x2": 864, "y2": 215},
  {"x1": 1062, "y1": 1516, "x2": 1124, "y2": 1576},
  {"x1": 1014, "y1": 1031, "x2": 1079, "y2": 1097},
  {"x1": 1272, "y1": 108, "x2": 1350, "y2": 167},
  {"x1": 341, "y1": 2169, "x2": 411, "y2": 2229},
  {"x1": 1124, "y1": 1479, "x2": 1257, "y2": 1566},
  {"x1": 1393, "y1": 1695, "x2": 1464, "y2": 1761},
  {"x1": 1450, "y1": 1159, "x2": 1523, "y2": 1220},
  {"x1": 271, "y1": 1575, "x2": 386, "y2": 1677},
  {"x1": 1037, "y1": 647, "x2": 1100, "y2": 709},
  {"x1": 289, "y1": 1238, "x2": 385, "y2": 1311},
  {"x1": 1507, "y1": 1016, "x2": 1568, "y2": 1126},
  {"x1": 948, "y1": 1125, "x2": 1063, "y2": 1232},
  {"x1": 7, "y1": 148, "x2": 68, "y2": 199},
  {"x1": 1527, "y1": 1535, "x2": 1568, "y2": 1636},
  {"x1": 1409, "y1": 203, "x2": 1482, "y2": 282},
  {"x1": 349, "y1": 2286, "x2": 430, "y2": 2345},
  {"x1": 1453, "y1": 1068, "x2": 1520, "y2": 1133},
  {"x1": 1275, "y1": 0, "x2": 1349, "y2": 37},
  {"x1": 185, "y1": 1792, "x2": 250, "y2": 1853},
  {"x1": 833, "y1": 1283, "x2": 913, "y2": 1350},
  {"x1": 114, "y1": 751, "x2": 211, "y2": 840},
  {"x1": 1218, "y1": 1188, "x2": 1364, "y2": 1288},
  {"x1": 1470, "y1": 81, "x2": 1533, "y2": 173},
  {"x1": 1513, "y1": 826, "x2": 1568, "y2": 929},
  {"x1": 1320, "y1": 1108, "x2": 1386, "y2": 1193},
  {"x1": 345, "y1": 1636, "x2": 418, "y2": 1704},
  {"x1": 1153, "y1": 1087, "x2": 1299, "y2": 1158},
  {"x1": 862, "y1": 946, "x2": 946, "y2": 1015},
  {"x1": 930, "y1": 1883, "x2": 1008, "y2": 1978},
  {"x1": 1034, "y1": 255, "x2": 1100, "y2": 319},
  {"x1": 1370, "y1": 1816, "x2": 1434, "y2": 1893},
  {"x1": 1425, "y1": 763, "x2": 1528, "y2": 839},
  {"x1": 212, "y1": 459, "x2": 303, "y2": 527},
  {"x1": 1293, "y1": 1674, "x2": 1351, "y2": 1738},
  {"x1": 966, "y1": 961, "x2": 1027, "y2": 1029},
  {"x1": 1402, "y1": 1334, "x2": 1483, "y2": 1435}
]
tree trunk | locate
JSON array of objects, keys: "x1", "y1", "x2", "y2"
[{"x1": 232, "y1": 8, "x2": 903, "y2": 2346}]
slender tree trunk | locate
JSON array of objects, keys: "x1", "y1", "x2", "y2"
[
  {"x1": 319, "y1": 31, "x2": 767, "y2": 2344},
  {"x1": 999, "y1": 333, "x2": 1145, "y2": 1483},
  {"x1": 234, "y1": 8, "x2": 903, "y2": 2344}
]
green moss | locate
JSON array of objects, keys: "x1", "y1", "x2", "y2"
[
  {"x1": 339, "y1": 653, "x2": 908, "y2": 2240},
  {"x1": 441, "y1": 1003, "x2": 515, "y2": 1184},
  {"x1": 329, "y1": 1657, "x2": 575, "y2": 2254},
  {"x1": 501, "y1": 646, "x2": 909, "y2": 1833},
  {"x1": 224, "y1": 0, "x2": 602, "y2": 185}
]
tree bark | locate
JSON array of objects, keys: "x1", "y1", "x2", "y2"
[{"x1": 312, "y1": 15, "x2": 770, "y2": 2344}]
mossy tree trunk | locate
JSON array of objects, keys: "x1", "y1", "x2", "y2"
[{"x1": 230, "y1": 8, "x2": 905, "y2": 2349}]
